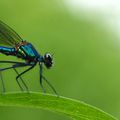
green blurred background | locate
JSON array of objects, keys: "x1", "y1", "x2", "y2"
[{"x1": 0, "y1": 0, "x2": 120, "y2": 120}]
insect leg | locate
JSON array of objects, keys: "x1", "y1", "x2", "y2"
[
  {"x1": 0, "y1": 61, "x2": 22, "y2": 92},
  {"x1": 13, "y1": 63, "x2": 33, "y2": 92},
  {"x1": 0, "y1": 60, "x2": 26, "y2": 64},
  {"x1": 16, "y1": 64, "x2": 35, "y2": 79},
  {"x1": 39, "y1": 63, "x2": 58, "y2": 96},
  {"x1": 42, "y1": 75, "x2": 58, "y2": 96},
  {"x1": 0, "y1": 66, "x2": 17, "y2": 71},
  {"x1": 0, "y1": 72, "x2": 5, "y2": 93},
  {"x1": 13, "y1": 68, "x2": 29, "y2": 92},
  {"x1": 0, "y1": 62, "x2": 30, "y2": 72},
  {"x1": 15, "y1": 71, "x2": 24, "y2": 91},
  {"x1": 15, "y1": 64, "x2": 35, "y2": 91},
  {"x1": 0, "y1": 62, "x2": 30, "y2": 91},
  {"x1": 39, "y1": 63, "x2": 46, "y2": 93},
  {"x1": 0, "y1": 64, "x2": 25, "y2": 91}
]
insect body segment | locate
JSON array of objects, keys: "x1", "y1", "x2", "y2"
[
  {"x1": 15, "y1": 42, "x2": 41, "y2": 63},
  {"x1": 0, "y1": 46, "x2": 15, "y2": 56},
  {"x1": 19, "y1": 43, "x2": 40, "y2": 60}
]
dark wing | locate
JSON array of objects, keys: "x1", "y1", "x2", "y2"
[{"x1": 0, "y1": 20, "x2": 23, "y2": 47}]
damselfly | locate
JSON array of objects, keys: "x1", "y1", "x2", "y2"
[{"x1": 0, "y1": 20, "x2": 58, "y2": 95}]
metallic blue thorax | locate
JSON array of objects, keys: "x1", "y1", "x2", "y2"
[{"x1": 18, "y1": 43, "x2": 40, "y2": 60}]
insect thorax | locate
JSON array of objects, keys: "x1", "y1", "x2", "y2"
[{"x1": 15, "y1": 41, "x2": 40, "y2": 62}]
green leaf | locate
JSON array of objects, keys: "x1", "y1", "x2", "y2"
[{"x1": 0, "y1": 92, "x2": 118, "y2": 120}]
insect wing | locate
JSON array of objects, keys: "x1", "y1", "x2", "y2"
[{"x1": 0, "y1": 20, "x2": 23, "y2": 47}]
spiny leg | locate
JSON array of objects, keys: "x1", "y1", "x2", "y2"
[
  {"x1": 0, "y1": 64, "x2": 23, "y2": 91},
  {"x1": 15, "y1": 71, "x2": 24, "y2": 91},
  {"x1": 0, "y1": 72, "x2": 5, "y2": 93},
  {"x1": 39, "y1": 63, "x2": 58, "y2": 96},
  {"x1": 15, "y1": 65, "x2": 35, "y2": 92},
  {"x1": 0, "y1": 62, "x2": 23, "y2": 93},
  {"x1": 16, "y1": 65, "x2": 35, "y2": 79},
  {"x1": 14, "y1": 63, "x2": 34, "y2": 92},
  {"x1": 13, "y1": 68, "x2": 29, "y2": 92},
  {"x1": 0, "y1": 62, "x2": 31, "y2": 72},
  {"x1": 39, "y1": 63, "x2": 46, "y2": 93},
  {"x1": 0, "y1": 66, "x2": 17, "y2": 71},
  {"x1": 0, "y1": 61, "x2": 26, "y2": 64},
  {"x1": 42, "y1": 75, "x2": 59, "y2": 96},
  {"x1": 0, "y1": 61, "x2": 26, "y2": 93},
  {"x1": 0, "y1": 62, "x2": 31, "y2": 92},
  {"x1": 0, "y1": 65, "x2": 24, "y2": 91}
]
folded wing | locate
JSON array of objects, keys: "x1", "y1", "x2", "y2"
[{"x1": 0, "y1": 20, "x2": 23, "y2": 47}]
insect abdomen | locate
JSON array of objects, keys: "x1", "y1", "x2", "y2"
[{"x1": 0, "y1": 46, "x2": 16, "y2": 56}]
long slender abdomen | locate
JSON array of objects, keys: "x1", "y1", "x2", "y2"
[{"x1": 0, "y1": 46, "x2": 16, "y2": 56}]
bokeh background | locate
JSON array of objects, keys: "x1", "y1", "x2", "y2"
[{"x1": 0, "y1": 0, "x2": 120, "y2": 120}]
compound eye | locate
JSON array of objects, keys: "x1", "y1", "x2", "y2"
[
  {"x1": 45, "y1": 53, "x2": 52, "y2": 61},
  {"x1": 44, "y1": 53, "x2": 53, "y2": 68},
  {"x1": 46, "y1": 53, "x2": 51, "y2": 58}
]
